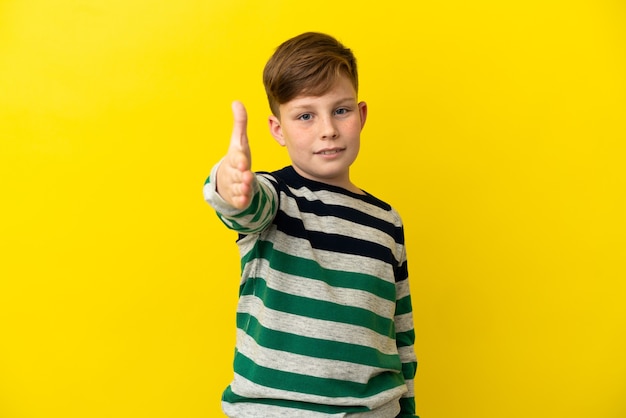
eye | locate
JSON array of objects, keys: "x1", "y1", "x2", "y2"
[
  {"x1": 298, "y1": 113, "x2": 312, "y2": 121},
  {"x1": 335, "y1": 107, "x2": 350, "y2": 116}
]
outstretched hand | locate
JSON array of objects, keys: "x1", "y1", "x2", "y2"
[{"x1": 216, "y1": 101, "x2": 254, "y2": 209}]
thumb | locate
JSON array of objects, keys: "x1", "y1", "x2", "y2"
[{"x1": 231, "y1": 100, "x2": 248, "y2": 148}]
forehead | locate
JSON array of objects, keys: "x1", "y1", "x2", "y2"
[{"x1": 282, "y1": 76, "x2": 357, "y2": 110}]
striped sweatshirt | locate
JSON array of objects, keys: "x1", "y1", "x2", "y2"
[{"x1": 204, "y1": 164, "x2": 418, "y2": 418}]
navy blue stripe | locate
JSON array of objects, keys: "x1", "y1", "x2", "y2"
[
  {"x1": 259, "y1": 167, "x2": 402, "y2": 238},
  {"x1": 274, "y1": 211, "x2": 398, "y2": 263},
  {"x1": 260, "y1": 166, "x2": 391, "y2": 209},
  {"x1": 395, "y1": 260, "x2": 409, "y2": 283},
  {"x1": 281, "y1": 189, "x2": 402, "y2": 241}
]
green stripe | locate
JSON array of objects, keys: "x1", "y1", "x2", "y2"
[
  {"x1": 237, "y1": 312, "x2": 402, "y2": 370},
  {"x1": 231, "y1": 188, "x2": 271, "y2": 220},
  {"x1": 230, "y1": 190, "x2": 262, "y2": 218},
  {"x1": 217, "y1": 214, "x2": 243, "y2": 229},
  {"x1": 398, "y1": 397, "x2": 417, "y2": 418},
  {"x1": 396, "y1": 329, "x2": 415, "y2": 348},
  {"x1": 242, "y1": 240, "x2": 396, "y2": 301},
  {"x1": 401, "y1": 360, "x2": 417, "y2": 380},
  {"x1": 248, "y1": 192, "x2": 273, "y2": 223},
  {"x1": 233, "y1": 350, "x2": 405, "y2": 399},
  {"x1": 241, "y1": 277, "x2": 394, "y2": 337},
  {"x1": 395, "y1": 294, "x2": 413, "y2": 315},
  {"x1": 214, "y1": 188, "x2": 276, "y2": 233},
  {"x1": 223, "y1": 386, "x2": 370, "y2": 414}
]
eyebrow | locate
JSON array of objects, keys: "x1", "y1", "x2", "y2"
[{"x1": 288, "y1": 97, "x2": 356, "y2": 111}]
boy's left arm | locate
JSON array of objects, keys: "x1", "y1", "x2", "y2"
[{"x1": 395, "y1": 251, "x2": 418, "y2": 418}]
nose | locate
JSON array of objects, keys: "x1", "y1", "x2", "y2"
[{"x1": 320, "y1": 117, "x2": 338, "y2": 140}]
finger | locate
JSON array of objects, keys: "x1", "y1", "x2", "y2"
[{"x1": 231, "y1": 100, "x2": 248, "y2": 148}]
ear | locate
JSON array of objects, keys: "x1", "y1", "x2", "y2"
[
  {"x1": 268, "y1": 115, "x2": 286, "y2": 146},
  {"x1": 358, "y1": 101, "x2": 368, "y2": 130}
]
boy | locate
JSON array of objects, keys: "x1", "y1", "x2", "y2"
[{"x1": 204, "y1": 32, "x2": 418, "y2": 417}]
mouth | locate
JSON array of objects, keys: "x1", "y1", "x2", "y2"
[{"x1": 315, "y1": 148, "x2": 345, "y2": 155}]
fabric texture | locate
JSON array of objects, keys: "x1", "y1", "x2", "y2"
[{"x1": 204, "y1": 164, "x2": 418, "y2": 417}]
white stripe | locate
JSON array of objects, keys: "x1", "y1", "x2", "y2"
[
  {"x1": 238, "y1": 295, "x2": 398, "y2": 355},
  {"x1": 403, "y1": 378, "x2": 415, "y2": 397},
  {"x1": 229, "y1": 373, "x2": 407, "y2": 411},
  {"x1": 236, "y1": 329, "x2": 392, "y2": 384},
  {"x1": 394, "y1": 313, "x2": 415, "y2": 334},
  {"x1": 222, "y1": 398, "x2": 402, "y2": 418},
  {"x1": 281, "y1": 203, "x2": 397, "y2": 247},
  {"x1": 398, "y1": 345, "x2": 417, "y2": 363},
  {"x1": 396, "y1": 279, "x2": 411, "y2": 299},
  {"x1": 242, "y1": 257, "x2": 395, "y2": 318},
  {"x1": 223, "y1": 401, "x2": 341, "y2": 417},
  {"x1": 269, "y1": 229, "x2": 398, "y2": 283},
  {"x1": 222, "y1": 399, "x2": 400, "y2": 418},
  {"x1": 287, "y1": 187, "x2": 402, "y2": 227}
]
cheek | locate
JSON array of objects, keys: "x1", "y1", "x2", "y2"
[
  {"x1": 285, "y1": 126, "x2": 312, "y2": 145},
  {"x1": 346, "y1": 119, "x2": 363, "y2": 134}
]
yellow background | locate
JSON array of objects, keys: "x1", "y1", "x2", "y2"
[{"x1": 1, "y1": 1, "x2": 625, "y2": 417}]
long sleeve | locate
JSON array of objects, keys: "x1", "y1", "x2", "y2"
[
  {"x1": 203, "y1": 161, "x2": 279, "y2": 234},
  {"x1": 394, "y1": 244, "x2": 418, "y2": 418}
]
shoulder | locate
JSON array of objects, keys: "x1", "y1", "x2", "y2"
[
  {"x1": 359, "y1": 189, "x2": 403, "y2": 227},
  {"x1": 255, "y1": 166, "x2": 295, "y2": 188}
]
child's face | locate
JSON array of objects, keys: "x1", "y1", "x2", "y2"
[{"x1": 269, "y1": 75, "x2": 367, "y2": 190}]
